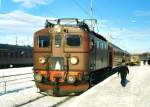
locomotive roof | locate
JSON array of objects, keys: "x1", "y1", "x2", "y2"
[
  {"x1": 90, "y1": 31, "x2": 107, "y2": 41},
  {"x1": 45, "y1": 18, "x2": 81, "y2": 28},
  {"x1": 108, "y1": 42, "x2": 130, "y2": 54}
]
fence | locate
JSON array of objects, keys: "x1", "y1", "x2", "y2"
[{"x1": 0, "y1": 72, "x2": 34, "y2": 95}]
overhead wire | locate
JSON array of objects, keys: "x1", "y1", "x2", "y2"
[
  {"x1": 71, "y1": 0, "x2": 101, "y2": 33},
  {"x1": 96, "y1": 21, "x2": 100, "y2": 33},
  {"x1": 72, "y1": 0, "x2": 89, "y2": 17}
]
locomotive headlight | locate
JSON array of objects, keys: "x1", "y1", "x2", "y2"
[
  {"x1": 39, "y1": 57, "x2": 46, "y2": 64},
  {"x1": 70, "y1": 56, "x2": 78, "y2": 65},
  {"x1": 34, "y1": 74, "x2": 42, "y2": 82},
  {"x1": 54, "y1": 25, "x2": 61, "y2": 33},
  {"x1": 67, "y1": 75, "x2": 76, "y2": 84}
]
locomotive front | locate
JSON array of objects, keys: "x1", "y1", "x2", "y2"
[{"x1": 33, "y1": 19, "x2": 90, "y2": 96}]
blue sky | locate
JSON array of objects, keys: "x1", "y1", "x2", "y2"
[{"x1": 0, "y1": 0, "x2": 150, "y2": 53}]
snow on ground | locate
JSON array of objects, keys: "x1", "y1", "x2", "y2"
[
  {"x1": 0, "y1": 67, "x2": 33, "y2": 77},
  {"x1": 0, "y1": 87, "x2": 41, "y2": 107},
  {"x1": 21, "y1": 96, "x2": 68, "y2": 107},
  {"x1": 0, "y1": 81, "x2": 35, "y2": 94},
  {"x1": 0, "y1": 67, "x2": 69, "y2": 107},
  {"x1": 0, "y1": 66, "x2": 150, "y2": 107},
  {"x1": 59, "y1": 65, "x2": 150, "y2": 107},
  {"x1": 0, "y1": 67, "x2": 34, "y2": 95}
]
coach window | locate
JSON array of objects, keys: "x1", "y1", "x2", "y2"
[
  {"x1": 38, "y1": 36, "x2": 50, "y2": 48},
  {"x1": 10, "y1": 52, "x2": 14, "y2": 57},
  {"x1": 20, "y1": 51, "x2": 25, "y2": 57},
  {"x1": 4, "y1": 52, "x2": 8, "y2": 57},
  {"x1": 99, "y1": 40, "x2": 103, "y2": 49},
  {"x1": 106, "y1": 42, "x2": 108, "y2": 50},
  {"x1": 0, "y1": 53, "x2": 3, "y2": 57},
  {"x1": 29, "y1": 52, "x2": 33, "y2": 58},
  {"x1": 66, "y1": 35, "x2": 81, "y2": 47},
  {"x1": 15, "y1": 51, "x2": 18, "y2": 57},
  {"x1": 96, "y1": 41, "x2": 98, "y2": 49},
  {"x1": 104, "y1": 42, "x2": 107, "y2": 50}
]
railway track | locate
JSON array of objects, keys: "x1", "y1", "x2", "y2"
[
  {"x1": 50, "y1": 96, "x2": 74, "y2": 107},
  {"x1": 15, "y1": 93, "x2": 46, "y2": 107},
  {"x1": 14, "y1": 92, "x2": 75, "y2": 107},
  {"x1": 0, "y1": 67, "x2": 115, "y2": 107},
  {"x1": 14, "y1": 71, "x2": 113, "y2": 107}
]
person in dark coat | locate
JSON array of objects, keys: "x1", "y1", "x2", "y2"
[
  {"x1": 118, "y1": 65, "x2": 129, "y2": 87},
  {"x1": 118, "y1": 56, "x2": 129, "y2": 87}
]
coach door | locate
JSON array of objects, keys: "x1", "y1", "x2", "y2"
[{"x1": 108, "y1": 46, "x2": 114, "y2": 68}]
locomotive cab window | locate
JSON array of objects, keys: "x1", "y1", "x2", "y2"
[
  {"x1": 38, "y1": 36, "x2": 50, "y2": 48},
  {"x1": 66, "y1": 35, "x2": 81, "y2": 47}
]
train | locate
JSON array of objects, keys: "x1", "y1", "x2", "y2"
[
  {"x1": 33, "y1": 18, "x2": 129, "y2": 96},
  {"x1": 0, "y1": 44, "x2": 33, "y2": 68},
  {"x1": 129, "y1": 55, "x2": 140, "y2": 66}
]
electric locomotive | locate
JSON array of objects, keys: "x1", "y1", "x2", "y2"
[{"x1": 33, "y1": 18, "x2": 126, "y2": 96}]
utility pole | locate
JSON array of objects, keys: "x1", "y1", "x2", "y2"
[
  {"x1": 16, "y1": 36, "x2": 18, "y2": 45},
  {"x1": 90, "y1": 0, "x2": 93, "y2": 30},
  {"x1": 27, "y1": 36, "x2": 29, "y2": 46}
]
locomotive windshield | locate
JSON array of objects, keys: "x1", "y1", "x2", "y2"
[
  {"x1": 66, "y1": 35, "x2": 81, "y2": 46},
  {"x1": 38, "y1": 36, "x2": 50, "y2": 48}
]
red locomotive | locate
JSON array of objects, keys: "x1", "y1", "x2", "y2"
[{"x1": 33, "y1": 18, "x2": 129, "y2": 96}]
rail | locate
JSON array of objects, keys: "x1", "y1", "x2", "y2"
[{"x1": 0, "y1": 72, "x2": 34, "y2": 95}]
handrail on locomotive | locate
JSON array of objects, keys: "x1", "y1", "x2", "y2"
[{"x1": 45, "y1": 18, "x2": 98, "y2": 32}]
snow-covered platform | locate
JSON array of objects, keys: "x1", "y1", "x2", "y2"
[
  {"x1": 0, "y1": 66, "x2": 150, "y2": 107},
  {"x1": 60, "y1": 66, "x2": 150, "y2": 107}
]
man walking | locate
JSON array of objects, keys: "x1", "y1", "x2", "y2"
[
  {"x1": 118, "y1": 65, "x2": 129, "y2": 87},
  {"x1": 118, "y1": 56, "x2": 129, "y2": 87}
]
